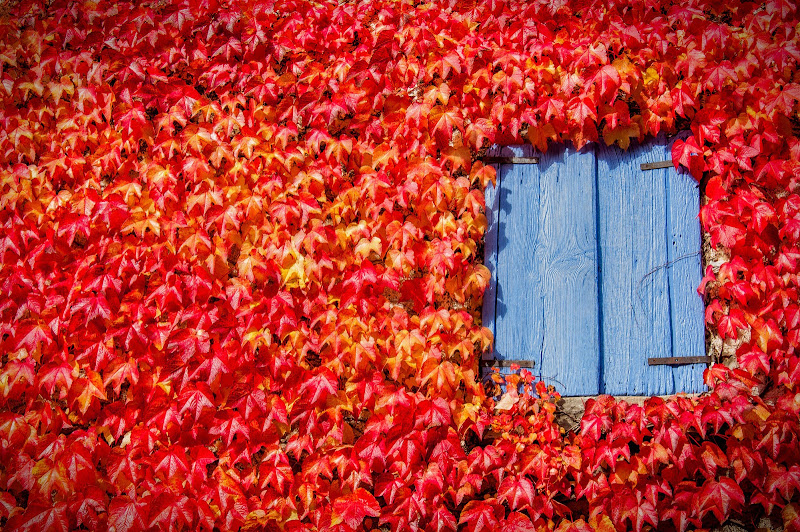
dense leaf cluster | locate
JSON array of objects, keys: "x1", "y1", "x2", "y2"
[{"x1": 0, "y1": 0, "x2": 799, "y2": 530}]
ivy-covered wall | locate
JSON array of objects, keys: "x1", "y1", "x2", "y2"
[{"x1": 0, "y1": 0, "x2": 799, "y2": 530}]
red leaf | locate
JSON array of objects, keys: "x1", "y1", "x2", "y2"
[
  {"x1": 698, "y1": 477, "x2": 744, "y2": 522},
  {"x1": 459, "y1": 500, "x2": 503, "y2": 532},
  {"x1": 672, "y1": 82, "x2": 697, "y2": 118},
  {"x1": 210, "y1": 412, "x2": 250, "y2": 447},
  {"x1": 7, "y1": 502, "x2": 69, "y2": 532},
  {"x1": 429, "y1": 106, "x2": 464, "y2": 146},
  {"x1": 738, "y1": 346, "x2": 771, "y2": 375},
  {"x1": 671, "y1": 136, "x2": 704, "y2": 180},
  {"x1": 537, "y1": 95, "x2": 566, "y2": 121},
  {"x1": 298, "y1": 368, "x2": 339, "y2": 405},
  {"x1": 32, "y1": 459, "x2": 72, "y2": 497},
  {"x1": 103, "y1": 358, "x2": 140, "y2": 395},
  {"x1": 708, "y1": 218, "x2": 747, "y2": 249},
  {"x1": 502, "y1": 512, "x2": 537, "y2": 532},
  {"x1": 331, "y1": 488, "x2": 380, "y2": 530},
  {"x1": 178, "y1": 384, "x2": 216, "y2": 423},
  {"x1": 567, "y1": 96, "x2": 597, "y2": 126},
  {"x1": 428, "y1": 507, "x2": 457, "y2": 532},
  {"x1": 153, "y1": 446, "x2": 190, "y2": 483},
  {"x1": 0, "y1": 491, "x2": 18, "y2": 520},
  {"x1": 703, "y1": 61, "x2": 736, "y2": 90},
  {"x1": 68, "y1": 486, "x2": 107, "y2": 530},
  {"x1": 718, "y1": 309, "x2": 748, "y2": 340},
  {"x1": 590, "y1": 65, "x2": 621, "y2": 99},
  {"x1": 15, "y1": 320, "x2": 54, "y2": 351},
  {"x1": 417, "y1": 397, "x2": 451, "y2": 428},
  {"x1": 108, "y1": 496, "x2": 148, "y2": 532},
  {"x1": 698, "y1": 441, "x2": 729, "y2": 477},
  {"x1": 416, "y1": 463, "x2": 445, "y2": 499},
  {"x1": 2, "y1": 358, "x2": 36, "y2": 397},
  {"x1": 258, "y1": 447, "x2": 294, "y2": 495},
  {"x1": 662, "y1": 503, "x2": 697, "y2": 532},
  {"x1": 498, "y1": 476, "x2": 536, "y2": 509},
  {"x1": 766, "y1": 465, "x2": 800, "y2": 500},
  {"x1": 581, "y1": 409, "x2": 612, "y2": 439},
  {"x1": 148, "y1": 493, "x2": 193, "y2": 532},
  {"x1": 610, "y1": 490, "x2": 658, "y2": 532}
]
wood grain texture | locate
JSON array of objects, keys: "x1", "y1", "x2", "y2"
[
  {"x1": 492, "y1": 144, "x2": 600, "y2": 395},
  {"x1": 481, "y1": 157, "x2": 501, "y2": 357},
  {"x1": 597, "y1": 138, "x2": 673, "y2": 396},
  {"x1": 534, "y1": 145, "x2": 600, "y2": 395}
]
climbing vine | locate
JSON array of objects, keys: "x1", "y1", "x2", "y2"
[{"x1": 0, "y1": 0, "x2": 799, "y2": 530}]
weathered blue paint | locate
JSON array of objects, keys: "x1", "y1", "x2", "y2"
[
  {"x1": 482, "y1": 136, "x2": 706, "y2": 396},
  {"x1": 481, "y1": 158, "x2": 501, "y2": 359},
  {"x1": 663, "y1": 136, "x2": 707, "y2": 394}
]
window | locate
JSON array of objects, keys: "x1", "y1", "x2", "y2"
[{"x1": 481, "y1": 134, "x2": 707, "y2": 396}]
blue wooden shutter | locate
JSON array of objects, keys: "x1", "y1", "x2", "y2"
[{"x1": 482, "y1": 135, "x2": 705, "y2": 396}]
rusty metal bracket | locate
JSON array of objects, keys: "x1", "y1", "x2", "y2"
[
  {"x1": 648, "y1": 356, "x2": 711, "y2": 366},
  {"x1": 481, "y1": 156, "x2": 539, "y2": 164},
  {"x1": 480, "y1": 359, "x2": 536, "y2": 368},
  {"x1": 640, "y1": 160, "x2": 673, "y2": 171}
]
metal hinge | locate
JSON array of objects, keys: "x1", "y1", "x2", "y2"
[
  {"x1": 480, "y1": 359, "x2": 536, "y2": 368},
  {"x1": 648, "y1": 356, "x2": 711, "y2": 366},
  {"x1": 481, "y1": 156, "x2": 539, "y2": 164}
]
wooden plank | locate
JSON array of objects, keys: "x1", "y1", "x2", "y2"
[
  {"x1": 481, "y1": 156, "x2": 540, "y2": 164},
  {"x1": 494, "y1": 144, "x2": 600, "y2": 396},
  {"x1": 648, "y1": 356, "x2": 711, "y2": 366},
  {"x1": 536, "y1": 145, "x2": 601, "y2": 396},
  {"x1": 663, "y1": 133, "x2": 707, "y2": 393},
  {"x1": 493, "y1": 144, "x2": 542, "y2": 377},
  {"x1": 481, "y1": 160, "x2": 501, "y2": 346},
  {"x1": 597, "y1": 137, "x2": 674, "y2": 396},
  {"x1": 482, "y1": 146, "x2": 529, "y2": 382},
  {"x1": 640, "y1": 160, "x2": 673, "y2": 171}
]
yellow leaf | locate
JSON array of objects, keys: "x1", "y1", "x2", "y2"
[
  {"x1": 441, "y1": 145, "x2": 471, "y2": 172},
  {"x1": 280, "y1": 250, "x2": 308, "y2": 289},
  {"x1": 527, "y1": 123, "x2": 557, "y2": 152},
  {"x1": 354, "y1": 237, "x2": 382, "y2": 260},
  {"x1": 589, "y1": 515, "x2": 616, "y2": 532},
  {"x1": 644, "y1": 66, "x2": 660, "y2": 87},
  {"x1": 603, "y1": 122, "x2": 641, "y2": 150}
]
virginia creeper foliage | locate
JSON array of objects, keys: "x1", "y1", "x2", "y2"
[{"x1": 0, "y1": 0, "x2": 799, "y2": 530}]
